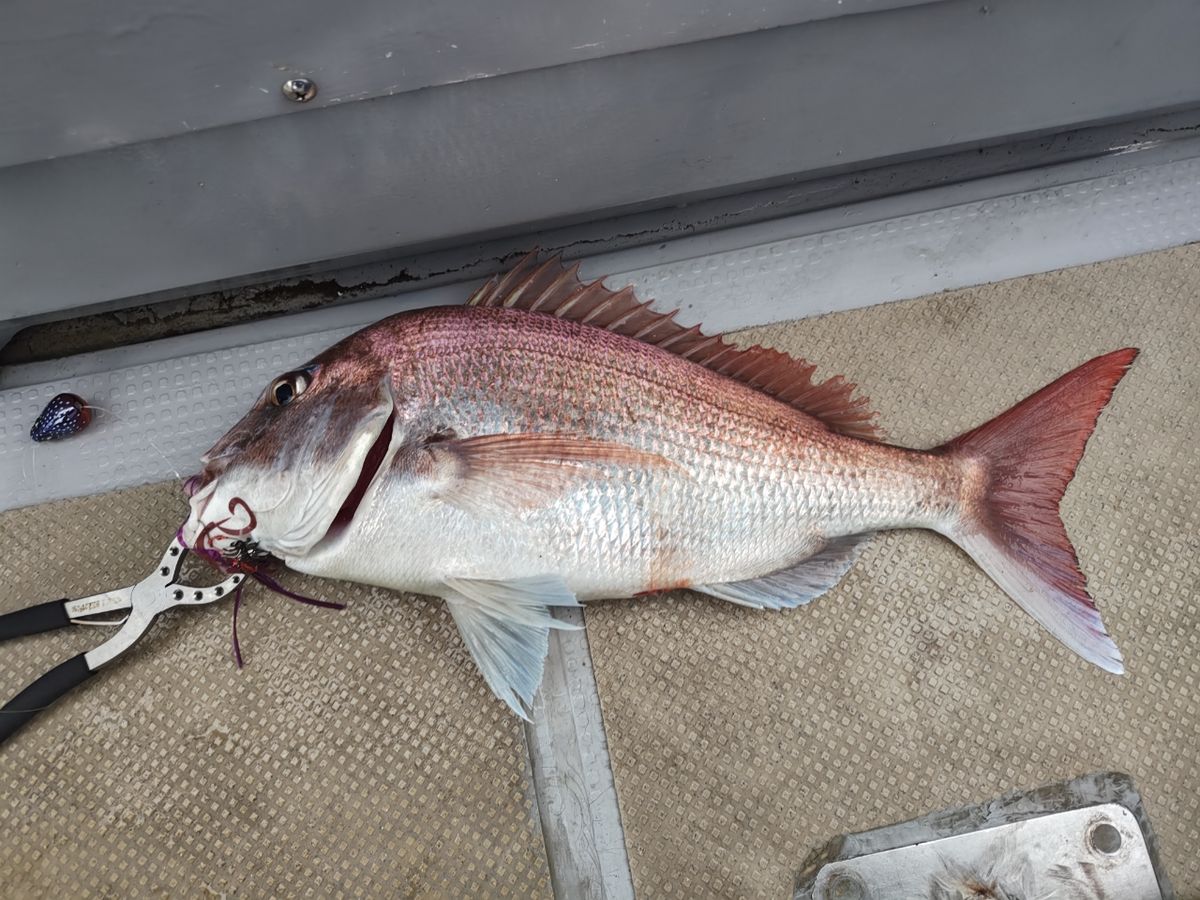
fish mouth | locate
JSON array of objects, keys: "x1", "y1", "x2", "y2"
[
  {"x1": 184, "y1": 474, "x2": 203, "y2": 498},
  {"x1": 326, "y1": 409, "x2": 396, "y2": 540}
]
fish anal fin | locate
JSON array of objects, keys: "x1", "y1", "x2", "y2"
[
  {"x1": 468, "y1": 252, "x2": 881, "y2": 440},
  {"x1": 428, "y1": 432, "x2": 677, "y2": 517},
  {"x1": 695, "y1": 534, "x2": 871, "y2": 609},
  {"x1": 442, "y1": 574, "x2": 580, "y2": 718}
]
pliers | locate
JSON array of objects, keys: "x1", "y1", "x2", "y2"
[{"x1": 0, "y1": 534, "x2": 243, "y2": 745}]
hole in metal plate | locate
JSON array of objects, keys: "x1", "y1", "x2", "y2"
[
  {"x1": 824, "y1": 870, "x2": 866, "y2": 900},
  {"x1": 1090, "y1": 821, "x2": 1123, "y2": 855}
]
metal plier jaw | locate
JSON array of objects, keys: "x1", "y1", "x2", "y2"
[
  {"x1": 79, "y1": 535, "x2": 244, "y2": 668},
  {"x1": 0, "y1": 535, "x2": 244, "y2": 745}
]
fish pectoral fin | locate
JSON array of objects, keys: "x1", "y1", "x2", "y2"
[
  {"x1": 441, "y1": 574, "x2": 581, "y2": 719},
  {"x1": 428, "y1": 432, "x2": 678, "y2": 517},
  {"x1": 695, "y1": 534, "x2": 871, "y2": 610}
]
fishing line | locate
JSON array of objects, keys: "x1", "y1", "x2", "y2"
[
  {"x1": 84, "y1": 403, "x2": 187, "y2": 486},
  {"x1": 21, "y1": 400, "x2": 189, "y2": 490}
]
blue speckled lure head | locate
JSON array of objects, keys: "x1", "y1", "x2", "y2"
[{"x1": 30, "y1": 393, "x2": 92, "y2": 442}]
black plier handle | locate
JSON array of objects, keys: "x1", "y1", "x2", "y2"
[
  {"x1": 0, "y1": 654, "x2": 95, "y2": 744},
  {"x1": 0, "y1": 593, "x2": 126, "y2": 744},
  {"x1": 0, "y1": 536, "x2": 243, "y2": 746},
  {"x1": 0, "y1": 599, "x2": 75, "y2": 639}
]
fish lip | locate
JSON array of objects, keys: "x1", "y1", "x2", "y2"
[
  {"x1": 182, "y1": 480, "x2": 217, "y2": 545},
  {"x1": 320, "y1": 408, "x2": 397, "y2": 546},
  {"x1": 183, "y1": 474, "x2": 202, "y2": 498}
]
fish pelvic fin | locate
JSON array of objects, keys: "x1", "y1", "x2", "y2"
[
  {"x1": 937, "y1": 348, "x2": 1138, "y2": 675},
  {"x1": 467, "y1": 251, "x2": 881, "y2": 440},
  {"x1": 442, "y1": 575, "x2": 581, "y2": 719},
  {"x1": 695, "y1": 534, "x2": 871, "y2": 609}
]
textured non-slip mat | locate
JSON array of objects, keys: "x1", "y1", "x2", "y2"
[
  {"x1": 584, "y1": 245, "x2": 1200, "y2": 897},
  {"x1": 0, "y1": 485, "x2": 551, "y2": 897}
]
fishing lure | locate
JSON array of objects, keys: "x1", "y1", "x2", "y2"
[{"x1": 30, "y1": 393, "x2": 92, "y2": 442}]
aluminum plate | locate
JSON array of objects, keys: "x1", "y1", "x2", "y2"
[{"x1": 809, "y1": 804, "x2": 1160, "y2": 900}]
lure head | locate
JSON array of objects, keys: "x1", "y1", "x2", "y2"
[{"x1": 181, "y1": 331, "x2": 398, "y2": 564}]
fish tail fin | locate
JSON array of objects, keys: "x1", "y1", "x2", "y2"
[{"x1": 937, "y1": 348, "x2": 1138, "y2": 674}]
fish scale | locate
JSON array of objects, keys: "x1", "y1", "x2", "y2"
[{"x1": 183, "y1": 254, "x2": 1136, "y2": 716}]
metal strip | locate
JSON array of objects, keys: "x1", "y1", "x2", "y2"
[{"x1": 526, "y1": 609, "x2": 636, "y2": 899}]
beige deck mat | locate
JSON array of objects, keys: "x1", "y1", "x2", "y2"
[
  {"x1": 585, "y1": 245, "x2": 1200, "y2": 897},
  {"x1": 0, "y1": 485, "x2": 550, "y2": 896}
]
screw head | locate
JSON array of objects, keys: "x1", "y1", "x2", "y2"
[{"x1": 281, "y1": 77, "x2": 317, "y2": 102}]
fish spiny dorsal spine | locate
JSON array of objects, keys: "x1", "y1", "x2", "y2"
[{"x1": 467, "y1": 252, "x2": 881, "y2": 440}]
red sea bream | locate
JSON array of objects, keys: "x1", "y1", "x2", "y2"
[{"x1": 182, "y1": 255, "x2": 1137, "y2": 716}]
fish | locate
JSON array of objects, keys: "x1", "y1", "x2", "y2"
[{"x1": 181, "y1": 253, "x2": 1138, "y2": 717}]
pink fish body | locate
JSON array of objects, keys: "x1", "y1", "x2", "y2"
[{"x1": 184, "y1": 255, "x2": 1136, "y2": 716}]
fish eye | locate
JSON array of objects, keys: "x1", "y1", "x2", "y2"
[{"x1": 269, "y1": 370, "x2": 311, "y2": 407}]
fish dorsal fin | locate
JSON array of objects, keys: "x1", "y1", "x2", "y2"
[{"x1": 467, "y1": 252, "x2": 880, "y2": 439}]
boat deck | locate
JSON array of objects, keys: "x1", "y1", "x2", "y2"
[{"x1": 2, "y1": 148, "x2": 1198, "y2": 897}]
